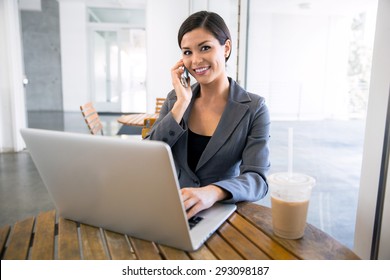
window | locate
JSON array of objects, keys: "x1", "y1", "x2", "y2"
[
  {"x1": 244, "y1": 0, "x2": 378, "y2": 248},
  {"x1": 87, "y1": 7, "x2": 146, "y2": 113}
]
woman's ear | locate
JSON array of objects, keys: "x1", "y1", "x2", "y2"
[{"x1": 224, "y1": 39, "x2": 232, "y2": 59}]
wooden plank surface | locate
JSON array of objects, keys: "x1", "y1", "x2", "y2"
[
  {"x1": 3, "y1": 216, "x2": 34, "y2": 260},
  {"x1": 31, "y1": 210, "x2": 56, "y2": 260},
  {"x1": 188, "y1": 245, "x2": 218, "y2": 260},
  {"x1": 80, "y1": 224, "x2": 108, "y2": 260},
  {"x1": 104, "y1": 230, "x2": 136, "y2": 260},
  {"x1": 129, "y1": 237, "x2": 162, "y2": 260},
  {"x1": 58, "y1": 217, "x2": 81, "y2": 260},
  {"x1": 158, "y1": 244, "x2": 191, "y2": 260},
  {"x1": 236, "y1": 202, "x2": 360, "y2": 260},
  {"x1": 1, "y1": 204, "x2": 360, "y2": 260},
  {"x1": 206, "y1": 231, "x2": 243, "y2": 260},
  {"x1": 228, "y1": 212, "x2": 298, "y2": 260},
  {"x1": 218, "y1": 221, "x2": 270, "y2": 260},
  {"x1": 117, "y1": 113, "x2": 159, "y2": 126},
  {"x1": 0, "y1": 224, "x2": 11, "y2": 257}
]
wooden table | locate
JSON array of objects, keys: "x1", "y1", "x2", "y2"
[
  {"x1": 0, "y1": 203, "x2": 359, "y2": 260},
  {"x1": 117, "y1": 113, "x2": 159, "y2": 127}
]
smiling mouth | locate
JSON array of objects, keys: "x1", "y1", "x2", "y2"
[{"x1": 194, "y1": 66, "x2": 210, "y2": 75}]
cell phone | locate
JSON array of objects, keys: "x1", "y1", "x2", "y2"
[{"x1": 180, "y1": 67, "x2": 189, "y2": 88}]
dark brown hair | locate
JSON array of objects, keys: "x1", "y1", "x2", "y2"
[{"x1": 178, "y1": 11, "x2": 232, "y2": 61}]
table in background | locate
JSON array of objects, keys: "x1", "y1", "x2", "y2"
[
  {"x1": 0, "y1": 203, "x2": 359, "y2": 260},
  {"x1": 117, "y1": 113, "x2": 159, "y2": 127}
]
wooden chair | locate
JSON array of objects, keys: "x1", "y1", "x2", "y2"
[
  {"x1": 155, "y1": 98, "x2": 166, "y2": 113},
  {"x1": 139, "y1": 98, "x2": 165, "y2": 138},
  {"x1": 80, "y1": 102, "x2": 104, "y2": 135},
  {"x1": 141, "y1": 117, "x2": 157, "y2": 139}
]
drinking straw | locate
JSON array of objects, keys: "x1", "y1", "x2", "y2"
[{"x1": 288, "y1": 127, "x2": 293, "y2": 178}]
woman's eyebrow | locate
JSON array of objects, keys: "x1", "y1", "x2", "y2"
[
  {"x1": 197, "y1": 40, "x2": 211, "y2": 46},
  {"x1": 182, "y1": 40, "x2": 212, "y2": 50}
]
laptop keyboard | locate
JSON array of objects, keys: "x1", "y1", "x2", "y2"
[{"x1": 188, "y1": 216, "x2": 203, "y2": 229}]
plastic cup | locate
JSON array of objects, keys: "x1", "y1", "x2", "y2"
[{"x1": 268, "y1": 172, "x2": 316, "y2": 239}]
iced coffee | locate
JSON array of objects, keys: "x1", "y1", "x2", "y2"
[{"x1": 268, "y1": 173, "x2": 315, "y2": 239}]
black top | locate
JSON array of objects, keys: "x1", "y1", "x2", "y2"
[{"x1": 187, "y1": 129, "x2": 211, "y2": 172}]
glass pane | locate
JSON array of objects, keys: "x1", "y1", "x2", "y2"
[
  {"x1": 246, "y1": 0, "x2": 378, "y2": 248},
  {"x1": 92, "y1": 30, "x2": 119, "y2": 104},
  {"x1": 120, "y1": 29, "x2": 147, "y2": 112}
]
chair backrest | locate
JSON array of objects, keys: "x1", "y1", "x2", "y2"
[
  {"x1": 141, "y1": 117, "x2": 157, "y2": 139},
  {"x1": 80, "y1": 102, "x2": 104, "y2": 135},
  {"x1": 155, "y1": 98, "x2": 166, "y2": 113}
]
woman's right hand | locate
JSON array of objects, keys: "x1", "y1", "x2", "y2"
[{"x1": 170, "y1": 60, "x2": 192, "y2": 123}]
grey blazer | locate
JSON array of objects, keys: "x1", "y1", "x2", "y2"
[{"x1": 146, "y1": 77, "x2": 270, "y2": 203}]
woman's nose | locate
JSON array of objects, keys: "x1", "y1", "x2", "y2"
[{"x1": 191, "y1": 52, "x2": 203, "y2": 65}]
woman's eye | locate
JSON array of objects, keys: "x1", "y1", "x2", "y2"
[
  {"x1": 201, "y1": 46, "x2": 211, "y2": 51},
  {"x1": 183, "y1": 50, "x2": 191, "y2": 56}
]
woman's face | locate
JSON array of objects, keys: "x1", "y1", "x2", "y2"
[{"x1": 180, "y1": 28, "x2": 231, "y2": 86}]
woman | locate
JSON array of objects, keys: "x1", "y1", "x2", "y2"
[{"x1": 146, "y1": 11, "x2": 270, "y2": 219}]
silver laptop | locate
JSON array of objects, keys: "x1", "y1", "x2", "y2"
[{"x1": 20, "y1": 128, "x2": 236, "y2": 251}]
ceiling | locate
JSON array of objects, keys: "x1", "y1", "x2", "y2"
[
  {"x1": 88, "y1": 7, "x2": 145, "y2": 25},
  {"x1": 251, "y1": 0, "x2": 378, "y2": 16}
]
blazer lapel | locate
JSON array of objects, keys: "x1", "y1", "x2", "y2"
[{"x1": 196, "y1": 79, "x2": 251, "y2": 171}]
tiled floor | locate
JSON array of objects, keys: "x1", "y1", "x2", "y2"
[{"x1": 0, "y1": 111, "x2": 365, "y2": 250}]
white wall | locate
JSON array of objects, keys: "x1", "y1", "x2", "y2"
[
  {"x1": 0, "y1": 0, "x2": 11, "y2": 151},
  {"x1": 354, "y1": 0, "x2": 390, "y2": 259},
  {"x1": 145, "y1": 0, "x2": 189, "y2": 112},
  {"x1": 59, "y1": 0, "x2": 89, "y2": 112},
  {"x1": 0, "y1": 0, "x2": 27, "y2": 152}
]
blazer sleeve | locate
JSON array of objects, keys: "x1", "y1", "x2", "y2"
[{"x1": 213, "y1": 98, "x2": 271, "y2": 203}]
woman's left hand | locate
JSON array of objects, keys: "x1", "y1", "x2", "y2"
[{"x1": 181, "y1": 185, "x2": 229, "y2": 219}]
